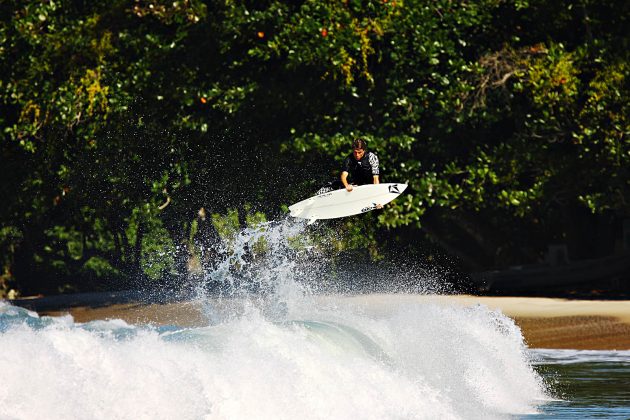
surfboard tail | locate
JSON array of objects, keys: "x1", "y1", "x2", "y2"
[{"x1": 291, "y1": 208, "x2": 318, "y2": 224}]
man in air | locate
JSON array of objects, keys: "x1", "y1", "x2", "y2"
[
  {"x1": 317, "y1": 138, "x2": 381, "y2": 197},
  {"x1": 340, "y1": 138, "x2": 380, "y2": 191}
]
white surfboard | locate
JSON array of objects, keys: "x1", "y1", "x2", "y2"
[{"x1": 289, "y1": 183, "x2": 407, "y2": 223}]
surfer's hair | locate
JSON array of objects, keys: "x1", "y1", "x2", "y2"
[{"x1": 352, "y1": 138, "x2": 367, "y2": 150}]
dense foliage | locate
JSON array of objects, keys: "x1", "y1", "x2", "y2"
[{"x1": 1, "y1": 0, "x2": 628, "y2": 295}]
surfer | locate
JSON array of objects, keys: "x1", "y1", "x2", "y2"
[
  {"x1": 315, "y1": 138, "x2": 382, "y2": 207},
  {"x1": 290, "y1": 138, "x2": 405, "y2": 220},
  {"x1": 340, "y1": 138, "x2": 380, "y2": 192}
]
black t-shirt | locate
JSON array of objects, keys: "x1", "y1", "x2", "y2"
[{"x1": 342, "y1": 151, "x2": 380, "y2": 185}]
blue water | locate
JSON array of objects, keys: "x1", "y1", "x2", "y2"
[{"x1": 526, "y1": 349, "x2": 630, "y2": 419}]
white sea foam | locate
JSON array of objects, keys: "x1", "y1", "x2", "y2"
[{"x1": 0, "y1": 219, "x2": 549, "y2": 419}]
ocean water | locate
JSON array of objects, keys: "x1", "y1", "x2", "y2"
[
  {"x1": 0, "y1": 219, "x2": 626, "y2": 419},
  {"x1": 0, "y1": 298, "x2": 549, "y2": 419},
  {"x1": 525, "y1": 349, "x2": 630, "y2": 419}
]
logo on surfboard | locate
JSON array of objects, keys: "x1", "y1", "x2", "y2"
[
  {"x1": 388, "y1": 184, "x2": 400, "y2": 194},
  {"x1": 361, "y1": 203, "x2": 378, "y2": 213}
]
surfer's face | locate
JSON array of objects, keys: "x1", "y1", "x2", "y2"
[{"x1": 353, "y1": 148, "x2": 365, "y2": 160}]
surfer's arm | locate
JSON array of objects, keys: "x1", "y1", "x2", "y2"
[
  {"x1": 341, "y1": 171, "x2": 353, "y2": 191},
  {"x1": 368, "y1": 153, "x2": 380, "y2": 181},
  {"x1": 374, "y1": 175, "x2": 383, "y2": 208},
  {"x1": 369, "y1": 152, "x2": 381, "y2": 206}
]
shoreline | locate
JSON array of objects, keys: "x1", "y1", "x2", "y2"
[{"x1": 7, "y1": 293, "x2": 630, "y2": 351}]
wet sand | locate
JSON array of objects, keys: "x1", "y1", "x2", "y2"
[
  {"x1": 445, "y1": 296, "x2": 630, "y2": 351},
  {"x1": 15, "y1": 294, "x2": 630, "y2": 350}
]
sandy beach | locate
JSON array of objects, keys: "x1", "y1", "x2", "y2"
[
  {"x1": 444, "y1": 295, "x2": 630, "y2": 351},
  {"x1": 13, "y1": 294, "x2": 630, "y2": 350}
]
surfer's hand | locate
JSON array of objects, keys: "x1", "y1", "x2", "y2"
[
  {"x1": 376, "y1": 204, "x2": 383, "y2": 209},
  {"x1": 345, "y1": 184, "x2": 353, "y2": 192}
]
